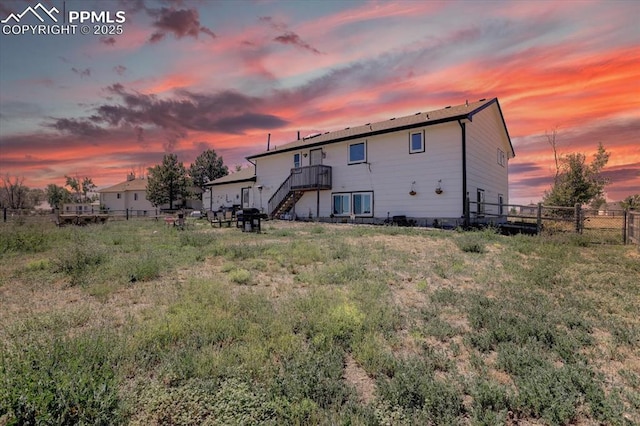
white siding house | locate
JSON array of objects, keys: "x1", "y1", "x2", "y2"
[
  {"x1": 217, "y1": 98, "x2": 513, "y2": 226},
  {"x1": 98, "y1": 176, "x2": 156, "y2": 216},
  {"x1": 203, "y1": 167, "x2": 258, "y2": 211}
]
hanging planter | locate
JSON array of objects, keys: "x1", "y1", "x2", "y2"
[
  {"x1": 435, "y1": 179, "x2": 443, "y2": 194},
  {"x1": 409, "y1": 181, "x2": 417, "y2": 196}
]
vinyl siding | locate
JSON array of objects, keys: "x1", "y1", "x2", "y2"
[
  {"x1": 257, "y1": 121, "x2": 464, "y2": 220},
  {"x1": 466, "y1": 105, "x2": 511, "y2": 217}
]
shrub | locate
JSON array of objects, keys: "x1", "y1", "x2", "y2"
[
  {"x1": 376, "y1": 357, "x2": 464, "y2": 421},
  {"x1": 52, "y1": 239, "x2": 105, "y2": 286},
  {"x1": 0, "y1": 331, "x2": 122, "y2": 425},
  {"x1": 455, "y1": 233, "x2": 486, "y2": 253},
  {"x1": 471, "y1": 378, "x2": 513, "y2": 425},
  {"x1": 228, "y1": 268, "x2": 252, "y2": 285},
  {"x1": 271, "y1": 347, "x2": 350, "y2": 410},
  {"x1": 0, "y1": 226, "x2": 51, "y2": 254}
]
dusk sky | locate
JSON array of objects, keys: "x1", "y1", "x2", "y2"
[{"x1": 0, "y1": 0, "x2": 638, "y2": 205}]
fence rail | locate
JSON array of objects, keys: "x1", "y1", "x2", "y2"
[
  {"x1": 0, "y1": 207, "x2": 184, "y2": 225},
  {"x1": 466, "y1": 200, "x2": 636, "y2": 245}
]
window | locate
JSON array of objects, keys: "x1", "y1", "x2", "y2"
[
  {"x1": 498, "y1": 194, "x2": 504, "y2": 216},
  {"x1": 409, "y1": 131, "x2": 425, "y2": 154},
  {"x1": 333, "y1": 194, "x2": 350, "y2": 215},
  {"x1": 293, "y1": 153, "x2": 301, "y2": 168},
  {"x1": 477, "y1": 189, "x2": 485, "y2": 217},
  {"x1": 332, "y1": 192, "x2": 373, "y2": 216},
  {"x1": 353, "y1": 192, "x2": 372, "y2": 215},
  {"x1": 497, "y1": 148, "x2": 506, "y2": 167},
  {"x1": 117, "y1": 193, "x2": 121, "y2": 199},
  {"x1": 348, "y1": 142, "x2": 366, "y2": 164},
  {"x1": 134, "y1": 193, "x2": 138, "y2": 201}
]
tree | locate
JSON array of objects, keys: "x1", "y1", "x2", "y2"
[
  {"x1": 147, "y1": 153, "x2": 191, "y2": 210},
  {"x1": 1, "y1": 174, "x2": 29, "y2": 209},
  {"x1": 621, "y1": 194, "x2": 640, "y2": 211},
  {"x1": 65, "y1": 175, "x2": 81, "y2": 202},
  {"x1": 27, "y1": 188, "x2": 45, "y2": 209},
  {"x1": 189, "y1": 149, "x2": 228, "y2": 192},
  {"x1": 45, "y1": 184, "x2": 71, "y2": 209},
  {"x1": 543, "y1": 143, "x2": 610, "y2": 207},
  {"x1": 65, "y1": 175, "x2": 96, "y2": 203},
  {"x1": 81, "y1": 177, "x2": 96, "y2": 202}
]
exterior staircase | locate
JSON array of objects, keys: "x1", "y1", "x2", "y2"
[{"x1": 268, "y1": 165, "x2": 332, "y2": 219}]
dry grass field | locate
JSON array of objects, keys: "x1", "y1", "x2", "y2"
[{"x1": 1, "y1": 219, "x2": 638, "y2": 425}]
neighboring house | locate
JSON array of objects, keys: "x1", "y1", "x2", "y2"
[
  {"x1": 203, "y1": 167, "x2": 257, "y2": 211},
  {"x1": 98, "y1": 175, "x2": 156, "y2": 216},
  {"x1": 99, "y1": 174, "x2": 203, "y2": 215},
  {"x1": 62, "y1": 201, "x2": 100, "y2": 214},
  {"x1": 207, "y1": 98, "x2": 514, "y2": 226}
]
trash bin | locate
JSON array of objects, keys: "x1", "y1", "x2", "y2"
[{"x1": 241, "y1": 208, "x2": 262, "y2": 233}]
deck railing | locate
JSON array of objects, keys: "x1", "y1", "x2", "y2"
[{"x1": 267, "y1": 165, "x2": 332, "y2": 216}]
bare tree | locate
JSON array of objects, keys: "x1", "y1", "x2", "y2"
[
  {"x1": 1, "y1": 174, "x2": 29, "y2": 209},
  {"x1": 545, "y1": 128, "x2": 561, "y2": 183}
]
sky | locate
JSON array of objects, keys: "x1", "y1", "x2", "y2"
[{"x1": 0, "y1": 0, "x2": 638, "y2": 205}]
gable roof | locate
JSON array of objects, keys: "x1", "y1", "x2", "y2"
[
  {"x1": 247, "y1": 97, "x2": 514, "y2": 160},
  {"x1": 204, "y1": 167, "x2": 256, "y2": 187},
  {"x1": 98, "y1": 178, "x2": 148, "y2": 193}
]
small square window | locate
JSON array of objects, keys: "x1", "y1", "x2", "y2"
[
  {"x1": 497, "y1": 148, "x2": 506, "y2": 167},
  {"x1": 348, "y1": 142, "x2": 366, "y2": 164},
  {"x1": 409, "y1": 131, "x2": 425, "y2": 154}
]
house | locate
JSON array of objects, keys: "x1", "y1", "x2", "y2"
[
  {"x1": 203, "y1": 167, "x2": 257, "y2": 212},
  {"x1": 211, "y1": 98, "x2": 514, "y2": 226},
  {"x1": 62, "y1": 201, "x2": 100, "y2": 214},
  {"x1": 98, "y1": 175, "x2": 156, "y2": 216}
]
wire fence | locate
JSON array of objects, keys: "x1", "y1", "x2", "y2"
[
  {"x1": 0, "y1": 207, "x2": 183, "y2": 226},
  {"x1": 467, "y1": 200, "x2": 636, "y2": 245}
]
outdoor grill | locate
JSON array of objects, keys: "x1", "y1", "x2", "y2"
[{"x1": 240, "y1": 208, "x2": 265, "y2": 233}]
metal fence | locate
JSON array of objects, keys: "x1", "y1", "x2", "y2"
[
  {"x1": 467, "y1": 201, "x2": 635, "y2": 245},
  {"x1": 627, "y1": 211, "x2": 640, "y2": 246},
  {"x1": 1, "y1": 207, "x2": 170, "y2": 225}
]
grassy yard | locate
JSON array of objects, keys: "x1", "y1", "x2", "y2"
[{"x1": 1, "y1": 219, "x2": 638, "y2": 425}]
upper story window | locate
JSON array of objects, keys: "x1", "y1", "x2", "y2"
[
  {"x1": 134, "y1": 193, "x2": 138, "y2": 201},
  {"x1": 293, "y1": 153, "x2": 301, "y2": 168},
  {"x1": 409, "y1": 131, "x2": 425, "y2": 154},
  {"x1": 348, "y1": 141, "x2": 366, "y2": 164},
  {"x1": 497, "y1": 148, "x2": 506, "y2": 167},
  {"x1": 117, "y1": 193, "x2": 121, "y2": 199}
]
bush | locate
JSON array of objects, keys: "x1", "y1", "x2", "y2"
[
  {"x1": 271, "y1": 347, "x2": 350, "y2": 410},
  {"x1": 52, "y1": 239, "x2": 105, "y2": 286},
  {"x1": 0, "y1": 226, "x2": 51, "y2": 254},
  {"x1": 0, "y1": 331, "x2": 122, "y2": 425},
  {"x1": 471, "y1": 378, "x2": 513, "y2": 425},
  {"x1": 376, "y1": 357, "x2": 464, "y2": 421}
]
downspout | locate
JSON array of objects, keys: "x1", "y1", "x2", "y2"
[{"x1": 458, "y1": 120, "x2": 467, "y2": 225}]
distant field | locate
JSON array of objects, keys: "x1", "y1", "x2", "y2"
[{"x1": 1, "y1": 220, "x2": 638, "y2": 425}]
